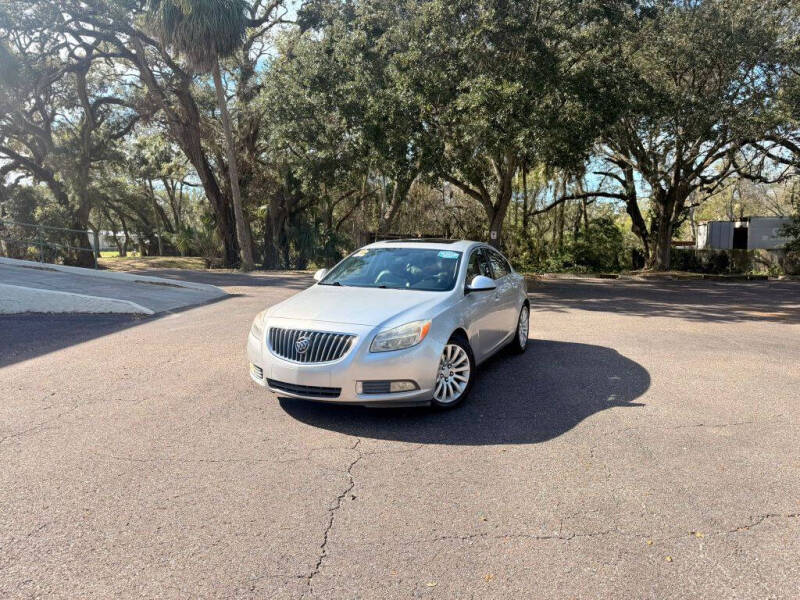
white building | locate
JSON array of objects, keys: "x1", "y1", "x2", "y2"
[
  {"x1": 696, "y1": 217, "x2": 791, "y2": 251},
  {"x1": 87, "y1": 231, "x2": 140, "y2": 252}
]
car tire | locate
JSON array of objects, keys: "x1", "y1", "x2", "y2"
[
  {"x1": 430, "y1": 334, "x2": 475, "y2": 410},
  {"x1": 510, "y1": 305, "x2": 530, "y2": 354}
]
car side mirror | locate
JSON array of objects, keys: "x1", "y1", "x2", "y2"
[
  {"x1": 313, "y1": 268, "x2": 328, "y2": 282},
  {"x1": 466, "y1": 274, "x2": 496, "y2": 292}
]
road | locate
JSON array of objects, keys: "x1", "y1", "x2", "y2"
[
  {"x1": 1, "y1": 274, "x2": 798, "y2": 598},
  {"x1": 0, "y1": 260, "x2": 225, "y2": 314}
]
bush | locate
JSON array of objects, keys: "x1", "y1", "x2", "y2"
[
  {"x1": 781, "y1": 251, "x2": 800, "y2": 275},
  {"x1": 781, "y1": 213, "x2": 800, "y2": 253},
  {"x1": 571, "y1": 217, "x2": 625, "y2": 272},
  {"x1": 170, "y1": 226, "x2": 196, "y2": 257},
  {"x1": 195, "y1": 227, "x2": 223, "y2": 268},
  {"x1": 670, "y1": 248, "x2": 732, "y2": 273}
]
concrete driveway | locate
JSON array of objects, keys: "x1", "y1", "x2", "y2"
[{"x1": 1, "y1": 274, "x2": 798, "y2": 598}]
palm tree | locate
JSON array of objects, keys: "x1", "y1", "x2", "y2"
[{"x1": 147, "y1": 0, "x2": 255, "y2": 270}]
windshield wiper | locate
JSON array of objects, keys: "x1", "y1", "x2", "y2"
[{"x1": 320, "y1": 280, "x2": 342, "y2": 286}]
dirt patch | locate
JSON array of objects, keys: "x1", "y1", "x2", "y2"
[{"x1": 99, "y1": 256, "x2": 207, "y2": 271}]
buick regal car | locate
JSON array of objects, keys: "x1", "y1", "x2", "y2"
[{"x1": 247, "y1": 239, "x2": 529, "y2": 408}]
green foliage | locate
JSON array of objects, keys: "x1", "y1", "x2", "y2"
[
  {"x1": 670, "y1": 248, "x2": 730, "y2": 274},
  {"x1": 505, "y1": 211, "x2": 629, "y2": 274},
  {"x1": 169, "y1": 226, "x2": 196, "y2": 256},
  {"x1": 195, "y1": 222, "x2": 224, "y2": 267},
  {"x1": 146, "y1": 0, "x2": 248, "y2": 72},
  {"x1": 572, "y1": 218, "x2": 626, "y2": 272},
  {"x1": 781, "y1": 198, "x2": 800, "y2": 253}
]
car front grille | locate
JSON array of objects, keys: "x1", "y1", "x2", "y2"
[
  {"x1": 266, "y1": 378, "x2": 341, "y2": 399},
  {"x1": 268, "y1": 327, "x2": 355, "y2": 364}
]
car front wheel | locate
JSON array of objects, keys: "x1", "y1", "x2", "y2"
[
  {"x1": 510, "y1": 305, "x2": 529, "y2": 353},
  {"x1": 431, "y1": 335, "x2": 475, "y2": 409}
]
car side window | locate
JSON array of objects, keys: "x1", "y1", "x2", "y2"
[
  {"x1": 486, "y1": 249, "x2": 511, "y2": 279},
  {"x1": 466, "y1": 249, "x2": 492, "y2": 283}
]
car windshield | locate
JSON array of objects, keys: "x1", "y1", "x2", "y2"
[{"x1": 320, "y1": 247, "x2": 462, "y2": 291}]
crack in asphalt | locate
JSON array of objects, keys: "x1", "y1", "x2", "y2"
[
  {"x1": 0, "y1": 405, "x2": 81, "y2": 448},
  {"x1": 305, "y1": 438, "x2": 363, "y2": 597},
  {"x1": 408, "y1": 512, "x2": 800, "y2": 549},
  {"x1": 680, "y1": 512, "x2": 800, "y2": 540},
  {"x1": 418, "y1": 528, "x2": 619, "y2": 546},
  {"x1": 607, "y1": 414, "x2": 787, "y2": 438}
]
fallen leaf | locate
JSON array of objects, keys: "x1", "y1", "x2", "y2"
[
  {"x1": 665, "y1": 556, "x2": 673, "y2": 563},
  {"x1": 484, "y1": 574, "x2": 495, "y2": 582},
  {"x1": 693, "y1": 531, "x2": 704, "y2": 538},
  {"x1": 646, "y1": 540, "x2": 653, "y2": 546},
  {"x1": 426, "y1": 582, "x2": 437, "y2": 588}
]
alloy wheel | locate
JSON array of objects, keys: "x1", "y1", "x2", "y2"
[
  {"x1": 433, "y1": 343, "x2": 471, "y2": 405},
  {"x1": 518, "y1": 306, "x2": 529, "y2": 349}
]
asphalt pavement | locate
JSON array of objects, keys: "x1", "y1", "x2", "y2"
[
  {"x1": 1, "y1": 273, "x2": 798, "y2": 598},
  {"x1": 0, "y1": 260, "x2": 225, "y2": 314}
]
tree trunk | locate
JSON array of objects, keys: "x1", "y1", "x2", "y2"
[
  {"x1": 171, "y1": 106, "x2": 238, "y2": 265},
  {"x1": 68, "y1": 194, "x2": 95, "y2": 268},
  {"x1": 263, "y1": 195, "x2": 286, "y2": 270},
  {"x1": 583, "y1": 197, "x2": 589, "y2": 234},
  {"x1": 120, "y1": 215, "x2": 129, "y2": 257},
  {"x1": 212, "y1": 62, "x2": 254, "y2": 271},
  {"x1": 521, "y1": 166, "x2": 529, "y2": 231},
  {"x1": 621, "y1": 165, "x2": 650, "y2": 266},
  {"x1": 647, "y1": 191, "x2": 675, "y2": 271},
  {"x1": 488, "y1": 209, "x2": 504, "y2": 248},
  {"x1": 378, "y1": 172, "x2": 417, "y2": 234},
  {"x1": 484, "y1": 185, "x2": 511, "y2": 249},
  {"x1": 487, "y1": 155, "x2": 516, "y2": 248},
  {"x1": 649, "y1": 220, "x2": 673, "y2": 271}
]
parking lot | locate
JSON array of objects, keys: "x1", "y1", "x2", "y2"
[{"x1": 1, "y1": 273, "x2": 799, "y2": 598}]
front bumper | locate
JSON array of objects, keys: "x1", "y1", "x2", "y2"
[{"x1": 246, "y1": 319, "x2": 442, "y2": 405}]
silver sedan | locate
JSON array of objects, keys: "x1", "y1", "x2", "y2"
[{"x1": 247, "y1": 240, "x2": 529, "y2": 408}]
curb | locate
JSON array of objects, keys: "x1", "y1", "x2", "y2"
[
  {"x1": 0, "y1": 283, "x2": 155, "y2": 315},
  {"x1": 0, "y1": 257, "x2": 226, "y2": 297}
]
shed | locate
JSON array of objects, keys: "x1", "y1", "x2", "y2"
[
  {"x1": 696, "y1": 217, "x2": 791, "y2": 250},
  {"x1": 697, "y1": 221, "x2": 734, "y2": 249},
  {"x1": 746, "y1": 217, "x2": 791, "y2": 250}
]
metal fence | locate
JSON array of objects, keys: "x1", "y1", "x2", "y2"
[{"x1": 0, "y1": 219, "x2": 99, "y2": 268}]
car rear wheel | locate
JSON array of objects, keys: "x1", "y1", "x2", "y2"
[
  {"x1": 431, "y1": 335, "x2": 474, "y2": 409},
  {"x1": 510, "y1": 305, "x2": 529, "y2": 354}
]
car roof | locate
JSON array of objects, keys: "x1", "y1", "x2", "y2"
[{"x1": 364, "y1": 239, "x2": 484, "y2": 252}]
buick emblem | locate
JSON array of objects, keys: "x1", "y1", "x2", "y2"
[{"x1": 295, "y1": 336, "x2": 311, "y2": 354}]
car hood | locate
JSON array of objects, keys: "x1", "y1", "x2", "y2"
[{"x1": 267, "y1": 284, "x2": 449, "y2": 327}]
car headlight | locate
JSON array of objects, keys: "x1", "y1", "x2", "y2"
[
  {"x1": 250, "y1": 310, "x2": 266, "y2": 340},
  {"x1": 370, "y1": 320, "x2": 431, "y2": 353}
]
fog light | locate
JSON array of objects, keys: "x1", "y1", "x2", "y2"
[
  {"x1": 356, "y1": 380, "x2": 419, "y2": 394},
  {"x1": 250, "y1": 363, "x2": 263, "y2": 379},
  {"x1": 389, "y1": 380, "x2": 417, "y2": 392}
]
